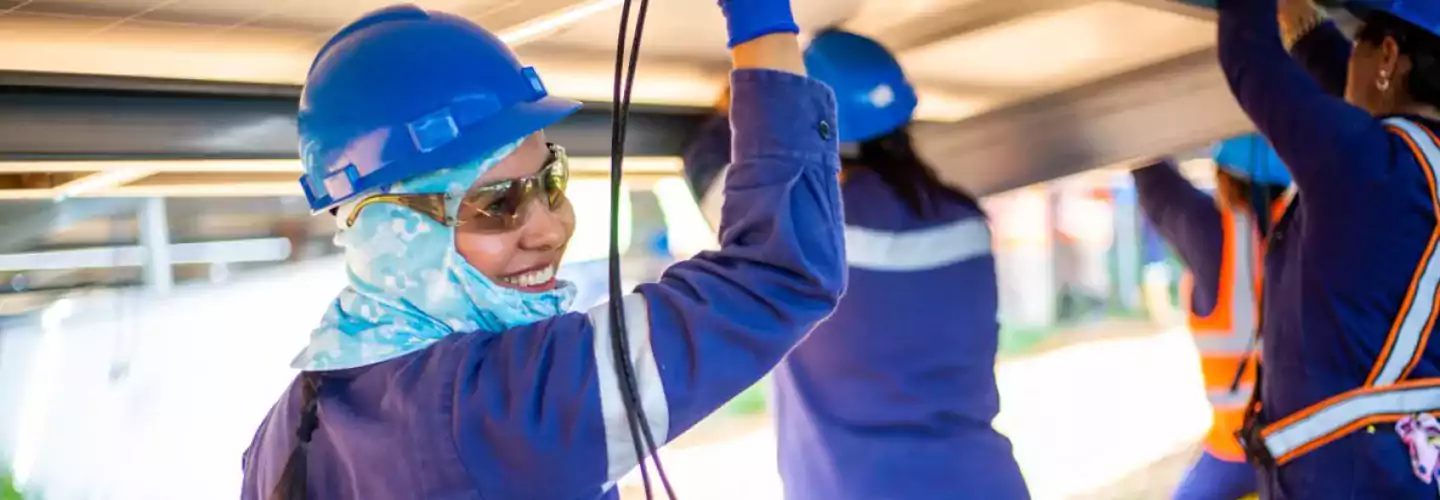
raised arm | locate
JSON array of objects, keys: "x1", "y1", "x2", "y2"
[
  {"x1": 681, "y1": 113, "x2": 733, "y2": 201},
  {"x1": 1218, "y1": 0, "x2": 1394, "y2": 202},
  {"x1": 1280, "y1": 0, "x2": 1352, "y2": 97},
  {"x1": 1131, "y1": 160, "x2": 1224, "y2": 308},
  {"x1": 446, "y1": 5, "x2": 844, "y2": 498}
]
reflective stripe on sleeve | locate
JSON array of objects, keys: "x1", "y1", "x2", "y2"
[{"x1": 587, "y1": 293, "x2": 670, "y2": 484}]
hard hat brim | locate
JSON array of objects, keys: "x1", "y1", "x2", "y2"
[{"x1": 305, "y1": 95, "x2": 582, "y2": 214}]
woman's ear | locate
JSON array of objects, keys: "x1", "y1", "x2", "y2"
[{"x1": 1382, "y1": 36, "x2": 1406, "y2": 83}]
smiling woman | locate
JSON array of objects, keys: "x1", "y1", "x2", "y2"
[
  {"x1": 452, "y1": 135, "x2": 575, "y2": 293},
  {"x1": 240, "y1": 2, "x2": 843, "y2": 500}
]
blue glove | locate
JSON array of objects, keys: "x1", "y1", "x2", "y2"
[{"x1": 717, "y1": 0, "x2": 799, "y2": 48}]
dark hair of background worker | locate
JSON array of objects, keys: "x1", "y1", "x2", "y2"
[{"x1": 685, "y1": 60, "x2": 976, "y2": 221}]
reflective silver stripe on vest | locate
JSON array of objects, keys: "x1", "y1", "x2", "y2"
[
  {"x1": 1371, "y1": 118, "x2": 1440, "y2": 386},
  {"x1": 1192, "y1": 333, "x2": 1257, "y2": 356},
  {"x1": 1263, "y1": 385, "x2": 1440, "y2": 460},
  {"x1": 845, "y1": 218, "x2": 992, "y2": 272},
  {"x1": 1208, "y1": 383, "x2": 1255, "y2": 410},
  {"x1": 1261, "y1": 118, "x2": 1440, "y2": 462},
  {"x1": 1192, "y1": 211, "x2": 1258, "y2": 356}
]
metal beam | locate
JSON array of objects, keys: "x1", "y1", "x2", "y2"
[
  {"x1": 0, "y1": 199, "x2": 138, "y2": 253},
  {"x1": 0, "y1": 71, "x2": 300, "y2": 98},
  {"x1": 912, "y1": 48, "x2": 1252, "y2": 197},
  {"x1": 0, "y1": 237, "x2": 293, "y2": 271},
  {"x1": 0, "y1": 87, "x2": 708, "y2": 161}
]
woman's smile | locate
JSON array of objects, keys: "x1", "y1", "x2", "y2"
[{"x1": 497, "y1": 262, "x2": 559, "y2": 292}]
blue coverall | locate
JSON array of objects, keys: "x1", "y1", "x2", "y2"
[
  {"x1": 683, "y1": 121, "x2": 1030, "y2": 500},
  {"x1": 240, "y1": 69, "x2": 844, "y2": 500},
  {"x1": 1219, "y1": 0, "x2": 1440, "y2": 496}
]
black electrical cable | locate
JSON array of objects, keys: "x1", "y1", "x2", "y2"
[{"x1": 606, "y1": 0, "x2": 676, "y2": 499}]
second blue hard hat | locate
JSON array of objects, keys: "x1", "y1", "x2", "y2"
[
  {"x1": 1212, "y1": 134, "x2": 1292, "y2": 187},
  {"x1": 1319, "y1": 0, "x2": 1440, "y2": 38},
  {"x1": 803, "y1": 30, "x2": 918, "y2": 143},
  {"x1": 297, "y1": 4, "x2": 581, "y2": 213}
]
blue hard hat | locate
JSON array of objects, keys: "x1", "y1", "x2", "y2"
[
  {"x1": 803, "y1": 30, "x2": 918, "y2": 143},
  {"x1": 1320, "y1": 0, "x2": 1440, "y2": 37},
  {"x1": 298, "y1": 4, "x2": 581, "y2": 213},
  {"x1": 1212, "y1": 134, "x2": 1292, "y2": 187}
]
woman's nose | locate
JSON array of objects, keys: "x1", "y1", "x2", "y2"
[{"x1": 517, "y1": 197, "x2": 568, "y2": 251}]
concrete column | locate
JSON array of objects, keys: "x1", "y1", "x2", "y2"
[{"x1": 138, "y1": 197, "x2": 173, "y2": 295}]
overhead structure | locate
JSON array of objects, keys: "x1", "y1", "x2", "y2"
[
  {"x1": 0, "y1": 0, "x2": 1256, "y2": 315},
  {"x1": 913, "y1": 47, "x2": 1251, "y2": 196}
]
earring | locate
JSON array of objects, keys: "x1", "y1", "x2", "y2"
[{"x1": 1379, "y1": 69, "x2": 1392, "y2": 91}]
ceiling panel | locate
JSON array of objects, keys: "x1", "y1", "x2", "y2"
[
  {"x1": 525, "y1": 0, "x2": 866, "y2": 61},
  {"x1": 1, "y1": 0, "x2": 519, "y2": 33},
  {"x1": 899, "y1": 1, "x2": 1213, "y2": 97},
  {"x1": 0, "y1": 0, "x2": 619, "y2": 86},
  {"x1": 842, "y1": 0, "x2": 987, "y2": 42},
  {"x1": 136, "y1": 0, "x2": 311, "y2": 31},
  {"x1": 0, "y1": 0, "x2": 1221, "y2": 118},
  {"x1": 229, "y1": 0, "x2": 415, "y2": 33},
  {"x1": 0, "y1": 11, "x2": 111, "y2": 39},
  {"x1": 10, "y1": 0, "x2": 160, "y2": 19}
]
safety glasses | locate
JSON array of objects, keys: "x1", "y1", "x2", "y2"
[{"x1": 345, "y1": 143, "x2": 570, "y2": 232}]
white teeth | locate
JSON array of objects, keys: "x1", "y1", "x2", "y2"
[{"x1": 503, "y1": 265, "x2": 556, "y2": 287}]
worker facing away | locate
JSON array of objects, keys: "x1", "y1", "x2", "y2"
[
  {"x1": 1217, "y1": 0, "x2": 1440, "y2": 496},
  {"x1": 1132, "y1": 135, "x2": 1292, "y2": 500},
  {"x1": 239, "y1": 2, "x2": 847, "y2": 499},
  {"x1": 683, "y1": 29, "x2": 1030, "y2": 500}
]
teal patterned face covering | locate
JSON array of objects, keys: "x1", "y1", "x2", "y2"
[{"x1": 292, "y1": 139, "x2": 577, "y2": 371}]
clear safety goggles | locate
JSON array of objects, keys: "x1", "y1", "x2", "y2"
[{"x1": 345, "y1": 143, "x2": 570, "y2": 233}]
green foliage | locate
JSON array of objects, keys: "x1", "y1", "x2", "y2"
[
  {"x1": 1, "y1": 472, "x2": 24, "y2": 500},
  {"x1": 723, "y1": 381, "x2": 769, "y2": 416}
]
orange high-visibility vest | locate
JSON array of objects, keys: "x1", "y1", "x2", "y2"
[{"x1": 1179, "y1": 195, "x2": 1270, "y2": 462}]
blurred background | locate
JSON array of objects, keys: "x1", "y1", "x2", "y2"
[{"x1": 0, "y1": 0, "x2": 1247, "y2": 498}]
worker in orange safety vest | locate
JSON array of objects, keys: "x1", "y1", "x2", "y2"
[{"x1": 1132, "y1": 134, "x2": 1291, "y2": 500}]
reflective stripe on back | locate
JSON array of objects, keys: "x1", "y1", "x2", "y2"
[
  {"x1": 844, "y1": 217, "x2": 992, "y2": 272},
  {"x1": 1369, "y1": 118, "x2": 1440, "y2": 386}
]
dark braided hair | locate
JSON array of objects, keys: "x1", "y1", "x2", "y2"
[
  {"x1": 848, "y1": 127, "x2": 980, "y2": 219},
  {"x1": 1355, "y1": 11, "x2": 1440, "y2": 107},
  {"x1": 269, "y1": 373, "x2": 321, "y2": 500}
]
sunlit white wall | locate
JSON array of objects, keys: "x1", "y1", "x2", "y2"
[{"x1": 0, "y1": 257, "x2": 345, "y2": 499}]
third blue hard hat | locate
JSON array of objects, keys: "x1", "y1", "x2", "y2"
[
  {"x1": 1212, "y1": 134, "x2": 1292, "y2": 187},
  {"x1": 803, "y1": 30, "x2": 918, "y2": 143},
  {"x1": 1318, "y1": 0, "x2": 1440, "y2": 37},
  {"x1": 297, "y1": 4, "x2": 581, "y2": 213}
]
